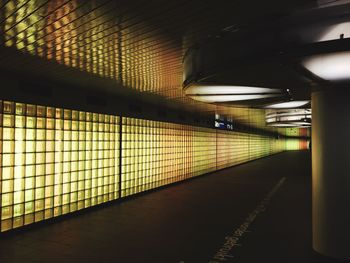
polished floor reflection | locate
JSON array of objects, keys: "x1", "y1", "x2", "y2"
[{"x1": 0, "y1": 151, "x2": 341, "y2": 262}]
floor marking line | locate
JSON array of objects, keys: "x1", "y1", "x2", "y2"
[{"x1": 209, "y1": 177, "x2": 287, "y2": 263}]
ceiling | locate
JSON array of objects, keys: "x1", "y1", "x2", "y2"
[{"x1": 0, "y1": 0, "x2": 321, "y2": 132}]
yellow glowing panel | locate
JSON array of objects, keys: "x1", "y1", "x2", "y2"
[
  {"x1": 0, "y1": 101, "x2": 121, "y2": 232},
  {"x1": 0, "y1": 99, "x2": 306, "y2": 232}
]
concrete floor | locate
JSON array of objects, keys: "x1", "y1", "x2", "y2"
[{"x1": 0, "y1": 151, "x2": 345, "y2": 262}]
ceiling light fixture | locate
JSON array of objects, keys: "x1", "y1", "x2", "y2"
[
  {"x1": 266, "y1": 109, "x2": 311, "y2": 127},
  {"x1": 268, "y1": 123, "x2": 311, "y2": 127},
  {"x1": 317, "y1": 21, "x2": 350, "y2": 41},
  {"x1": 302, "y1": 51, "x2": 350, "y2": 81},
  {"x1": 189, "y1": 94, "x2": 282, "y2": 103},
  {"x1": 184, "y1": 83, "x2": 286, "y2": 103},
  {"x1": 265, "y1": 100, "x2": 310, "y2": 109},
  {"x1": 267, "y1": 123, "x2": 302, "y2": 127}
]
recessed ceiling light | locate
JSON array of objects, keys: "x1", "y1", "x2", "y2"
[
  {"x1": 267, "y1": 123, "x2": 311, "y2": 127},
  {"x1": 184, "y1": 84, "x2": 285, "y2": 103},
  {"x1": 265, "y1": 101, "x2": 310, "y2": 109},
  {"x1": 302, "y1": 51, "x2": 350, "y2": 81},
  {"x1": 267, "y1": 123, "x2": 298, "y2": 127},
  {"x1": 189, "y1": 94, "x2": 283, "y2": 103},
  {"x1": 184, "y1": 84, "x2": 283, "y2": 95},
  {"x1": 266, "y1": 108, "x2": 311, "y2": 127}
]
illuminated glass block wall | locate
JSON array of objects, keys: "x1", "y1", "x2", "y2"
[
  {"x1": 286, "y1": 139, "x2": 304, "y2": 150},
  {"x1": 281, "y1": 128, "x2": 310, "y2": 150},
  {"x1": 0, "y1": 101, "x2": 120, "y2": 232},
  {"x1": 217, "y1": 131, "x2": 250, "y2": 170},
  {"x1": 121, "y1": 118, "x2": 217, "y2": 197},
  {"x1": 271, "y1": 137, "x2": 287, "y2": 153},
  {"x1": 0, "y1": 0, "x2": 182, "y2": 94},
  {"x1": 192, "y1": 127, "x2": 217, "y2": 177},
  {"x1": 216, "y1": 130, "x2": 289, "y2": 170},
  {"x1": 121, "y1": 118, "x2": 192, "y2": 197},
  {"x1": 0, "y1": 100, "x2": 307, "y2": 232},
  {"x1": 249, "y1": 134, "x2": 270, "y2": 160}
]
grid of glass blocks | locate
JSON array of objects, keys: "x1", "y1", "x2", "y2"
[
  {"x1": 217, "y1": 131, "x2": 250, "y2": 170},
  {"x1": 2, "y1": 0, "x2": 122, "y2": 80},
  {"x1": 0, "y1": 99, "x2": 308, "y2": 232},
  {"x1": 286, "y1": 139, "x2": 305, "y2": 150},
  {"x1": 216, "y1": 131, "x2": 291, "y2": 170},
  {"x1": 0, "y1": 0, "x2": 181, "y2": 93},
  {"x1": 192, "y1": 128, "x2": 217, "y2": 177},
  {"x1": 249, "y1": 135, "x2": 271, "y2": 160},
  {"x1": 121, "y1": 118, "x2": 193, "y2": 197},
  {"x1": 0, "y1": 101, "x2": 120, "y2": 232}
]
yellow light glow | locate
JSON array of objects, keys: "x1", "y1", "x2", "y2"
[
  {"x1": 0, "y1": 101, "x2": 121, "y2": 231},
  {"x1": 0, "y1": 100, "x2": 307, "y2": 232}
]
